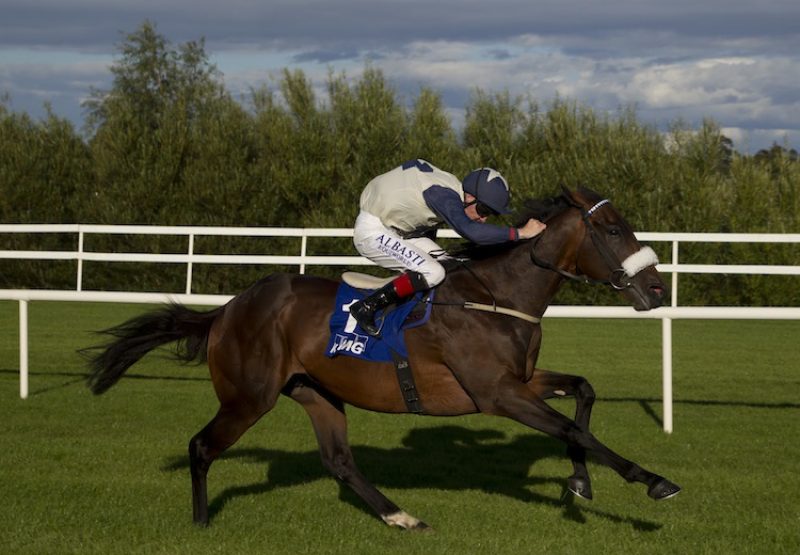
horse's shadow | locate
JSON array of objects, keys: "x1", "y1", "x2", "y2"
[{"x1": 162, "y1": 425, "x2": 661, "y2": 531}]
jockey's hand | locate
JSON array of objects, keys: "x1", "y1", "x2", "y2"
[{"x1": 518, "y1": 218, "x2": 547, "y2": 240}]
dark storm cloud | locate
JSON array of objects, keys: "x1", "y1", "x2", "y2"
[
  {"x1": 2, "y1": 1, "x2": 799, "y2": 150},
  {"x1": 2, "y1": 1, "x2": 798, "y2": 53}
]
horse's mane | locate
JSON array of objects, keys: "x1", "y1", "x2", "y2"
[
  {"x1": 449, "y1": 193, "x2": 573, "y2": 261},
  {"x1": 515, "y1": 194, "x2": 573, "y2": 226}
]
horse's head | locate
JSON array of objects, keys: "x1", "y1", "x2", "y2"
[{"x1": 527, "y1": 187, "x2": 667, "y2": 311}]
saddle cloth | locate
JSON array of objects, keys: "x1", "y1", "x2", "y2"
[{"x1": 325, "y1": 282, "x2": 432, "y2": 362}]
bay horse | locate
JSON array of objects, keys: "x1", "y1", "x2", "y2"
[{"x1": 86, "y1": 187, "x2": 680, "y2": 530}]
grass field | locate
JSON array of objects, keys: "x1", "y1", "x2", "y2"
[{"x1": 1, "y1": 300, "x2": 799, "y2": 554}]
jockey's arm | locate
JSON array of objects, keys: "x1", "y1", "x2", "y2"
[{"x1": 422, "y1": 186, "x2": 519, "y2": 245}]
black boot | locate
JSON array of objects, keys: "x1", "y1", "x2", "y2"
[{"x1": 350, "y1": 282, "x2": 401, "y2": 337}]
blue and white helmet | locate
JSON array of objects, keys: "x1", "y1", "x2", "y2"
[{"x1": 462, "y1": 168, "x2": 511, "y2": 214}]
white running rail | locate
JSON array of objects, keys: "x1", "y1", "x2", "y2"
[{"x1": 2, "y1": 224, "x2": 799, "y2": 433}]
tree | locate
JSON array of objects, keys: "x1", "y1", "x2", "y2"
[
  {"x1": 0, "y1": 100, "x2": 91, "y2": 224},
  {"x1": 403, "y1": 87, "x2": 458, "y2": 167},
  {"x1": 83, "y1": 20, "x2": 229, "y2": 224}
]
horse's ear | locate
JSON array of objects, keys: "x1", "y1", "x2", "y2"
[
  {"x1": 562, "y1": 185, "x2": 603, "y2": 208},
  {"x1": 560, "y1": 185, "x2": 579, "y2": 206},
  {"x1": 576, "y1": 184, "x2": 601, "y2": 199}
]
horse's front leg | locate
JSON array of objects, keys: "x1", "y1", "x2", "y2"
[
  {"x1": 494, "y1": 374, "x2": 680, "y2": 501},
  {"x1": 527, "y1": 369, "x2": 595, "y2": 500}
]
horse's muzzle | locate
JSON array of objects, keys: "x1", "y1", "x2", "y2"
[
  {"x1": 628, "y1": 273, "x2": 668, "y2": 311},
  {"x1": 647, "y1": 282, "x2": 668, "y2": 307}
]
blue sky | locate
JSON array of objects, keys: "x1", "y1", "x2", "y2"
[{"x1": 1, "y1": 0, "x2": 799, "y2": 152}]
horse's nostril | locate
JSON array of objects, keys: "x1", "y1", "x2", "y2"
[{"x1": 650, "y1": 285, "x2": 665, "y2": 297}]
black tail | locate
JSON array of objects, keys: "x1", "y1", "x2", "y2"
[{"x1": 84, "y1": 303, "x2": 224, "y2": 395}]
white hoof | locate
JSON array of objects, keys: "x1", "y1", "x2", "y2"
[{"x1": 381, "y1": 511, "x2": 425, "y2": 530}]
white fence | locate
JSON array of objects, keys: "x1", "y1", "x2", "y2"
[{"x1": 2, "y1": 224, "x2": 800, "y2": 433}]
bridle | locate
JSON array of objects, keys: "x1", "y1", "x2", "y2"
[
  {"x1": 431, "y1": 195, "x2": 656, "y2": 325},
  {"x1": 530, "y1": 197, "x2": 648, "y2": 291}
]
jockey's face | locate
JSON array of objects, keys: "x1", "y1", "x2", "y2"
[{"x1": 464, "y1": 194, "x2": 488, "y2": 222}]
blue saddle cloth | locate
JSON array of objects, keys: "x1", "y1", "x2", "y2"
[{"x1": 326, "y1": 283, "x2": 432, "y2": 362}]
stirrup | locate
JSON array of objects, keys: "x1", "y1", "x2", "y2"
[
  {"x1": 351, "y1": 301, "x2": 383, "y2": 337},
  {"x1": 355, "y1": 315, "x2": 384, "y2": 337},
  {"x1": 366, "y1": 318, "x2": 385, "y2": 337}
]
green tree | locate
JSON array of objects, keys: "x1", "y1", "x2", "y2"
[
  {"x1": 403, "y1": 87, "x2": 459, "y2": 168},
  {"x1": 462, "y1": 90, "x2": 524, "y2": 173},
  {"x1": 83, "y1": 20, "x2": 229, "y2": 225},
  {"x1": 0, "y1": 101, "x2": 91, "y2": 224},
  {"x1": 0, "y1": 100, "x2": 92, "y2": 287}
]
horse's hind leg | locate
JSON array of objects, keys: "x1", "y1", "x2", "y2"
[
  {"x1": 285, "y1": 375, "x2": 429, "y2": 530},
  {"x1": 189, "y1": 403, "x2": 269, "y2": 526},
  {"x1": 528, "y1": 369, "x2": 596, "y2": 500}
]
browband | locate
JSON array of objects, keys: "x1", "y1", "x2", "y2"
[{"x1": 585, "y1": 199, "x2": 610, "y2": 217}]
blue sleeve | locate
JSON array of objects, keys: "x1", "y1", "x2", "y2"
[{"x1": 423, "y1": 186, "x2": 519, "y2": 245}]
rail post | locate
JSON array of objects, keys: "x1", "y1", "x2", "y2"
[
  {"x1": 19, "y1": 299, "x2": 28, "y2": 399},
  {"x1": 662, "y1": 317, "x2": 673, "y2": 433},
  {"x1": 186, "y1": 233, "x2": 195, "y2": 294}
]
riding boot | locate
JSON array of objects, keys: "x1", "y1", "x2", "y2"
[
  {"x1": 350, "y1": 283, "x2": 400, "y2": 337},
  {"x1": 350, "y1": 271, "x2": 429, "y2": 337}
]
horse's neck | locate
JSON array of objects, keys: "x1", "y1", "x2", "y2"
[
  {"x1": 515, "y1": 210, "x2": 585, "y2": 314},
  {"x1": 444, "y1": 242, "x2": 565, "y2": 319},
  {"x1": 499, "y1": 244, "x2": 566, "y2": 316}
]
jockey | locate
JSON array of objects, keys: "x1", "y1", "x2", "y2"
[{"x1": 350, "y1": 159, "x2": 547, "y2": 336}]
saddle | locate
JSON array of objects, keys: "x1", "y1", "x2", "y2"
[
  {"x1": 341, "y1": 271, "x2": 394, "y2": 289},
  {"x1": 329, "y1": 272, "x2": 434, "y2": 414}
]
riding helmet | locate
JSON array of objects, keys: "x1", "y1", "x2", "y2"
[{"x1": 462, "y1": 168, "x2": 512, "y2": 214}]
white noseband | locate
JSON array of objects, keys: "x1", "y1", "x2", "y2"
[{"x1": 621, "y1": 246, "x2": 659, "y2": 277}]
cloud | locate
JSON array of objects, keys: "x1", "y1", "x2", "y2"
[
  {"x1": 626, "y1": 57, "x2": 800, "y2": 127},
  {"x1": 2, "y1": 1, "x2": 798, "y2": 51},
  {"x1": 1, "y1": 1, "x2": 798, "y2": 150},
  {"x1": 292, "y1": 49, "x2": 363, "y2": 64}
]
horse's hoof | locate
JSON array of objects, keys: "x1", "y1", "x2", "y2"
[
  {"x1": 648, "y1": 478, "x2": 681, "y2": 501},
  {"x1": 382, "y1": 510, "x2": 430, "y2": 531},
  {"x1": 567, "y1": 476, "x2": 593, "y2": 500}
]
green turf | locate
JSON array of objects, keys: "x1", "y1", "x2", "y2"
[{"x1": 1, "y1": 301, "x2": 799, "y2": 554}]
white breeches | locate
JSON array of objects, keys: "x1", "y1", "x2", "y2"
[{"x1": 352, "y1": 211, "x2": 447, "y2": 287}]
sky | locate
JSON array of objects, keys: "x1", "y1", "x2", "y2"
[{"x1": 1, "y1": 0, "x2": 799, "y2": 153}]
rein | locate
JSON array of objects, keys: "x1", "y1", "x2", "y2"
[
  {"x1": 427, "y1": 254, "x2": 541, "y2": 325},
  {"x1": 530, "y1": 197, "x2": 638, "y2": 291},
  {"x1": 427, "y1": 296, "x2": 541, "y2": 325},
  {"x1": 462, "y1": 301, "x2": 541, "y2": 324},
  {"x1": 529, "y1": 236, "x2": 610, "y2": 287}
]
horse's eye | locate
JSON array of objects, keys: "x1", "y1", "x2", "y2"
[{"x1": 608, "y1": 227, "x2": 621, "y2": 237}]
